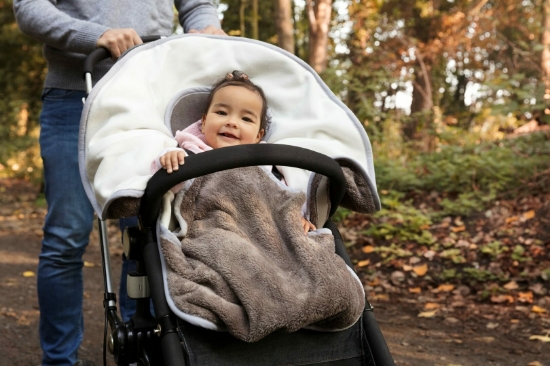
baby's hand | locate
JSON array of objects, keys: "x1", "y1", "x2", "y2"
[
  {"x1": 159, "y1": 150, "x2": 185, "y2": 173},
  {"x1": 301, "y1": 217, "x2": 316, "y2": 234}
]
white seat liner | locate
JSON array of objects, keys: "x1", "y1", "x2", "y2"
[{"x1": 79, "y1": 34, "x2": 379, "y2": 220}]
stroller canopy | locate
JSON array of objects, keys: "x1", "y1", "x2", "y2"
[{"x1": 79, "y1": 35, "x2": 380, "y2": 220}]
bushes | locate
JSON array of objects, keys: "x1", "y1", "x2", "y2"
[{"x1": 374, "y1": 132, "x2": 550, "y2": 215}]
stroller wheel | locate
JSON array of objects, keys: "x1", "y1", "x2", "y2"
[{"x1": 73, "y1": 360, "x2": 96, "y2": 366}]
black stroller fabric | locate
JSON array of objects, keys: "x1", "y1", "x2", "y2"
[{"x1": 176, "y1": 310, "x2": 375, "y2": 366}]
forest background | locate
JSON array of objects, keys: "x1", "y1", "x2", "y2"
[{"x1": 1, "y1": 0, "x2": 550, "y2": 322}]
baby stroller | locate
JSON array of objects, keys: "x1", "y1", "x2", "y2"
[{"x1": 79, "y1": 35, "x2": 395, "y2": 366}]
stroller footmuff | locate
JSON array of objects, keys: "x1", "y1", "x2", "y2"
[{"x1": 79, "y1": 35, "x2": 394, "y2": 366}]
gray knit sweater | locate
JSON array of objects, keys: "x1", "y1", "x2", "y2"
[{"x1": 14, "y1": 0, "x2": 221, "y2": 91}]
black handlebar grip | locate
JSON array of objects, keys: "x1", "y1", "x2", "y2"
[
  {"x1": 83, "y1": 47, "x2": 110, "y2": 76},
  {"x1": 83, "y1": 35, "x2": 162, "y2": 78}
]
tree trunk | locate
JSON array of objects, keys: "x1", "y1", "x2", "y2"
[
  {"x1": 542, "y1": 0, "x2": 550, "y2": 87},
  {"x1": 307, "y1": 0, "x2": 332, "y2": 73},
  {"x1": 405, "y1": 52, "x2": 434, "y2": 142},
  {"x1": 274, "y1": 0, "x2": 295, "y2": 53},
  {"x1": 252, "y1": 0, "x2": 259, "y2": 39},
  {"x1": 410, "y1": 67, "x2": 433, "y2": 114},
  {"x1": 240, "y1": 0, "x2": 247, "y2": 37}
]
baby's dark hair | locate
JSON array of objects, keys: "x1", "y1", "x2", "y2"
[{"x1": 203, "y1": 70, "x2": 270, "y2": 135}]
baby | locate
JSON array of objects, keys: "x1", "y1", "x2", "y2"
[{"x1": 159, "y1": 70, "x2": 316, "y2": 234}]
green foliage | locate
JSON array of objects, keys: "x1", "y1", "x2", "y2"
[
  {"x1": 363, "y1": 191, "x2": 436, "y2": 245},
  {"x1": 511, "y1": 245, "x2": 530, "y2": 262},
  {"x1": 332, "y1": 207, "x2": 352, "y2": 223},
  {"x1": 0, "y1": 0, "x2": 46, "y2": 180},
  {"x1": 438, "y1": 268, "x2": 460, "y2": 281},
  {"x1": 373, "y1": 243, "x2": 413, "y2": 263},
  {"x1": 480, "y1": 241, "x2": 508, "y2": 259},
  {"x1": 463, "y1": 268, "x2": 498, "y2": 283},
  {"x1": 219, "y1": 0, "x2": 276, "y2": 42},
  {"x1": 373, "y1": 132, "x2": 550, "y2": 215},
  {"x1": 439, "y1": 249, "x2": 466, "y2": 264}
]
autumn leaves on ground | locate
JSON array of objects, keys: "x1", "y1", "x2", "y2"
[{"x1": 0, "y1": 178, "x2": 548, "y2": 366}]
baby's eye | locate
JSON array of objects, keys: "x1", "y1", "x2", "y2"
[
  {"x1": 215, "y1": 111, "x2": 227, "y2": 116},
  {"x1": 242, "y1": 117, "x2": 253, "y2": 122}
]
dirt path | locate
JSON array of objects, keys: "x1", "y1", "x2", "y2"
[{"x1": 0, "y1": 179, "x2": 548, "y2": 366}]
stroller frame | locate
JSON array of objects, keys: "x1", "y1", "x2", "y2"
[{"x1": 84, "y1": 45, "x2": 395, "y2": 366}]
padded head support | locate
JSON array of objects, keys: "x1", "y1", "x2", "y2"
[{"x1": 166, "y1": 87, "x2": 210, "y2": 135}]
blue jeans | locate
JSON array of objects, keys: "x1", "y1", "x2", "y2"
[
  {"x1": 38, "y1": 89, "x2": 136, "y2": 365},
  {"x1": 38, "y1": 88, "x2": 94, "y2": 366}
]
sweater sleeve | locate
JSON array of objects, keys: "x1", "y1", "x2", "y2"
[
  {"x1": 13, "y1": 0, "x2": 109, "y2": 55},
  {"x1": 174, "y1": 0, "x2": 221, "y2": 33}
]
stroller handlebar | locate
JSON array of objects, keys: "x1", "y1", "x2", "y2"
[
  {"x1": 139, "y1": 144, "x2": 346, "y2": 228},
  {"x1": 83, "y1": 36, "x2": 162, "y2": 79}
]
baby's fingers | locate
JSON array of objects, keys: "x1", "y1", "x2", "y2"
[
  {"x1": 170, "y1": 153, "x2": 180, "y2": 172},
  {"x1": 301, "y1": 218, "x2": 309, "y2": 234},
  {"x1": 177, "y1": 150, "x2": 186, "y2": 165},
  {"x1": 159, "y1": 155, "x2": 167, "y2": 169}
]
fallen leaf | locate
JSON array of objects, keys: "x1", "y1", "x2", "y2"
[
  {"x1": 444, "y1": 317, "x2": 459, "y2": 324},
  {"x1": 367, "y1": 278, "x2": 380, "y2": 287},
  {"x1": 436, "y1": 284, "x2": 455, "y2": 292},
  {"x1": 419, "y1": 224, "x2": 430, "y2": 230},
  {"x1": 402, "y1": 264, "x2": 413, "y2": 271},
  {"x1": 22, "y1": 271, "x2": 35, "y2": 277},
  {"x1": 505, "y1": 216, "x2": 519, "y2": 224},
  {"x1": 529, "y1": 335, "x2": 550, "y2": 343},
  {"x1": 423, "y1": 250, "x2": 436, "y2": 260},
  {"x1": 486, "y1": 322, "x2": 499, "y2": 330},
  {"x1": 522, "y1": 210, "x2": 536, "y2": 220},
  {"x1": 450, "y1": 226, "x2": 466, "y2": 233},
  {"x1": 413, "y1": 263, "x2": 428, "y2": 276},
  {"x1": 424, "y1": 302, "x2": 440, "y2": 310},
  {"x1": 518, "y1": 291, "x2": 534, "y2": 304},
  {"x1": 408, "y1": 287, "x2": 421, "y2": 294},
  {"x1": 490, "y1": 295, "x2": 514, "y2": 304},
  {"x1": 84, "y1": 261, "x2": 96, "y2": 268},
  {"x1": 527, "y1": 362, "x2": 542, "y2": 366},
  {"x1": 357, "y1": 259, "x2": 370, "y2": 267},
  {"x1": 362, "y1": 245, "x2": 375, "y2": 254},
  {"x1": 474, "y1": 336, "x2": 495, "y2": 343},
  {"x1": 503, "y1": 281, "x2": 519, "y2": 290},
  {"x1": 532, "y1": 306, "x2": 547, "y2": 313},
  {"x1": 418, "y1": 309, "x2": 438, "y2": 318},
  {"x1": 374, "y1": 293, "x2": 389, "y2": 301},
  {"x1": 510, "y1": 319, "x2": 519, "y2": 324}
]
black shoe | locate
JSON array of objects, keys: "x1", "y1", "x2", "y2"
[{"x1": 73, "y1": 360, "x2": 96, "y2": 366}]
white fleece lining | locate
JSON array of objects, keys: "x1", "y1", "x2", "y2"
[{"x1": 79, "y1": 34, "x2": 379, "y2": 220}]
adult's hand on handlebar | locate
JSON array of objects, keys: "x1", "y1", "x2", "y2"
[
  {"x1": 188, "y1": 25, "x2": 227, "y2": 36},
  {"x1": 96, "y1": 28, "x2": 143, "y2": 60}
]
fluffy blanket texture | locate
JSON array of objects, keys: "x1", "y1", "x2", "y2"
[{"x1": 159, "y1": 166, "x2": 365, "y2": 342}]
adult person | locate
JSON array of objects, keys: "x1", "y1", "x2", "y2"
[{"x1": 13, "y1": 1, "x2": 225, "y2": 365}]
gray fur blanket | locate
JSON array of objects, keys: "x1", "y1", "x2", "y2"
[{"x1": 159, "y1": 166, "x2": 365, "y2": 342}]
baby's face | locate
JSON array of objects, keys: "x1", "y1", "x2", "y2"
[{"x1": 202, "y1": 86, "x2": 264, "y2": 149}]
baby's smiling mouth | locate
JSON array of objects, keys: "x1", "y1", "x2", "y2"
[{"x1": 219, "y1": 132, "x2": 239, "y2": 139}]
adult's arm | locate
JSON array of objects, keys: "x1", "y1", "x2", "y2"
[
  {"x1": 13, "y1": 0, "x2": 109, "y2": 55},
  {"x1": 174, "y1": 0, "x2": 222, "y2": 33}
]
